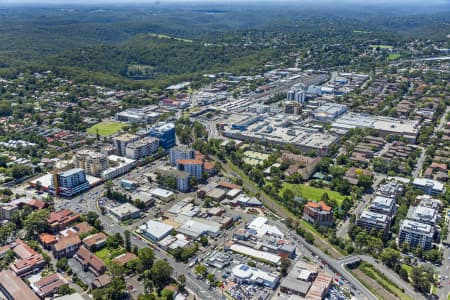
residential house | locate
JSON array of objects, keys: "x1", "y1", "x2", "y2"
[
  {"x1": 52, "y1": 235, "x2": 81, "y2": 259},
  {"x1": 32, "y1": 273, "x2": 68, "y2": 298},
  {"x1": 10, "y1": 239, "x2": 46, "y2": 277},
  {"x1": 83, "y1": 232, "x2": 108, "y2": 252},
  {"x1": 74, "y1": 246, "x2": 106, "y2": 277},
  {"x1": 47, "y1": 209, "x2": 80, "y2": 233}
]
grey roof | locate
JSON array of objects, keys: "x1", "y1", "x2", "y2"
[{"x1": 280, "y1": 276, "x2": 311, "y2": 294}]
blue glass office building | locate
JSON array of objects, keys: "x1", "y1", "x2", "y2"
[{"x1": 149, "y1": 122, "x2": 176, "y2": 150}]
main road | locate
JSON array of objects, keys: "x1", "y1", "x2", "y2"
[
  {"x1": 214, "y1": 158, "x2": 378, "y2": 300},
  {"x1": 54, "y1": 162, "x2": 221, "y2": 299}
]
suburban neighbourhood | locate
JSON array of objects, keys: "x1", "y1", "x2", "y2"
[{"x1": 0, "y1": 2, "x2": 449, "y2": 300}]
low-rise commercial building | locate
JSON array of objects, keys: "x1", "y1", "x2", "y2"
[
  {"x1": 115, "y1": 106, "x2": 159, "y2": 124},
  {"x1": 139, "y1": 220, "x2": 173, "y2": 242},
  {"x1": 120, "y1": 179, "x2": 138, "y2": 190},
  {"x1": 149, "y1": 188, "x2": 175, "y2": 202},
  {"x1": 109, "y1": 203, "x2": 140, "y2": 221},
  {"x1": 247, "y1": 217, "x2": 284, "y2": 239},
  {"x1": 231, "y1": 264, "x2": 280, "y2": 289},
  {"x1": 332, "y1": 112, "x2": 420, "y2": 143},
  {"x1": 177, "y1": 218, "x2": 221, "y2": 239},
  {"x1": 306, "y1": 272, "x2": 333, "y2": 300},
  {"x1": 312, "y1": 103, "x2": 348, "y2": 122},
  {"x1": 222, "y1": 113, "x2": 339, "y2": 156},
  {"x1": 229, "y1": 244, "x2": 281, "y2": 265},
  {"x1": 280, "y1": 261, "x2": 318, "y2": 297}
]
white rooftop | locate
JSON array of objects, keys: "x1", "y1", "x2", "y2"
[
  {"x1": 149, "y1": 188, "x2": 174, "y2": 198},
  {"x1": 248, "y1": 217, "x2": 284, "y2": 238},
  {"x1": 140, "y1": 220, "x2": 174, "y2": 240},
  {"x1": 230, "y1": 244, "x2": 281, "y2": 264}
]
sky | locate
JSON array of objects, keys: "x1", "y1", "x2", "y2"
[{"x1": 0, "y1": 0, "x2": 448, "y2": 3}]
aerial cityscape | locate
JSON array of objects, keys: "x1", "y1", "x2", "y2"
[{"x1": 0, "y1": 1, "x2": 448, "y2": 300}]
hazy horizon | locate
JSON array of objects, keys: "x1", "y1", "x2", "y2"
[{"x1": 0, "y1": 0, "x2": 449, "y2": 4}]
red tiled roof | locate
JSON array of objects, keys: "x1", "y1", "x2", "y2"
[
  {"x1": 48, "y1": 209, "x2": 79, "y2": 228},
  {"x1": 218, "y1": 181, "x2": 241, "y2": 190},
  {"x1": 305, "y1": 201, "x2": 332, "y2": 212},
  {"x1": 82, "y1": 232, "x2": 107, "y2": 248},
  {"x1": 195, "y1": 151, "x2": 206, "y2": 161},
  {"x1": 72, "y1": 222, "x2": 93, "y2": 235},
  {"x1": 12, "y1": 239, "x2": 38, "y2": 259},
  {"x1": 112, "y1": 252, "x2": 137, "y2": 266},
  {"x1": 0, "y1": 270, "x2": 39, "y2": 300},
  {"x1": 92, "y1": 274, "x2": 112, "y2": 288},
  {"x1": 0, "y1": 245, "x2": 10, "y2": 257},
  {"x1": 177, "y1": 159, "x2": 203, "y2": 165},
  {"x1": 27, "y1": 199, "x2": 47, "y2": 209},
  {"x1": 34, "y1": 273, "x2": 67, "y2": 297},
  {"x1": 76, "y1": 246, "x2": 105, "y2": 274},
  {"x1": 54, "y1": 235, "x2": 81, "y2": 252},
  {"x1": 430, "y1": 162, "x2": 447, "y2": 170},
  {"x1": 203, "y1": 161, "x2": 216, "y2": 170},
  {"x1": 39, "y1": 233, "x2": 57, "y2": 245}
]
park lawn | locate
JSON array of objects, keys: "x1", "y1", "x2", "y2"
[
  {"x1": 87, "y1": 121, "x2": 126, "y2": 137},
  {"x1": 370, "y1": 44, "x2": 394, "y2": 49},
  {"x1": 95, "y1": 247, "x2": 126, "y2": 264},
  {"x1": 281, "y1": 183, "x2": 347, "y2": 206},
  {"x1": 388, "y1": 53, "x2": 401, "y2": 60}
]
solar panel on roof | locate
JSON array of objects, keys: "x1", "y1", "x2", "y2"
[{"x1": 240, "y1": 265, "x2": 249, "y2": 271}]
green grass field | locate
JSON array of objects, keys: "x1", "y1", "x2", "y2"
[
  {"x1": 359, "y1": 262, "x2": 412, "y2": 300},
  {"x1": 370, "y1": 44, "x2": 394, "y2": 50},
  {"x1": 87, "y1": 121, "x2": 126, "y2": 136},
  {"x1": 281, "y1": 183, "x2": 347, "y2": 206},
  {"x1": 95, "y1": 247, "x2": 126, "y2": 264},
  {"x1": 388, "y1": 53, "x2": 401, "y2": 60},
  {"x1": 401, "y1": 264, "x2": 412, "y2": 278}
]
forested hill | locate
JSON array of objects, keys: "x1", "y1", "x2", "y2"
[{"x1": 0, "y1": 3, "x2": 449, "y2": 89}]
